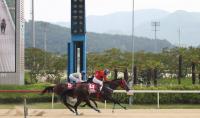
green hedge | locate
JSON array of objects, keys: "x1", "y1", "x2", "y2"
[{"x1": 1, "y1": 84, "x2": 200, "y2": 104}]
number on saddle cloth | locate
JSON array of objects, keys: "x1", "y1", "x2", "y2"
[
  {"x1": 66, "y1": 83, "x2": 73, "y2": 89},
  {"x1": 88, "y1": 83, "x2": 98, "y2": 93}
]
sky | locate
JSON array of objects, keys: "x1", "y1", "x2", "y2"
[{"x1": 24, "y1": 0, "x2": 200, "y2": 22}]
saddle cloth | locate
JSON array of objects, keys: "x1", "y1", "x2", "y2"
[
  {"x1": 88, "y1": 83, "x2": 99, "y2": 93},
  {"x1": 66, "y1": 83, "x2": 99, "y2": 93}
]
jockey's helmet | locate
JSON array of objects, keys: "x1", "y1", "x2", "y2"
[
  {"x1": 104, "y1": 69, "x2": 110, "y2": 75},
  {"x1": 81, "y1": 71, "x2": 86, "y2": 75}
]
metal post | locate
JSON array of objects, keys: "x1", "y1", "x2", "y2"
[
  {"x1": 52, "y1": 92, "x2": 54, "y2": 109},
  {"x1": 151, "y1": 21, "x2": 160, "y2": 53},
  {"x1": 129, "y1": 96, "x2": 133, "y2": 105},
  {"x1": 32, "y1": 0, "x2": 35, "y2": 48},
  {"x1": 157, "y1": 92, "x2": 160, "y2": 109},
  {"x1": 24, "y1": 98, "x2": 28, "y2": 118},
  {"x1": 128, "y1": 77, "x2": 133, "y2": 105},
  {"x1": 104, "y1": 100, "x2": 107, "y2": 109},
  {"x1": 129, "y1": 0, "x2": 135, "y2": 106}
]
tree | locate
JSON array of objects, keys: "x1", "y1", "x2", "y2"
[{"x1": 25, "y1": 48, "x2": 67, "y2": 84}]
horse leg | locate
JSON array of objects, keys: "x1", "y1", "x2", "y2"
[
  {"x1": 112, "y1": 103, "x2": 116, "y2": 113},
  {"x1": 84, "y1": 98, "x2": 100, "y2": 113},
  {"x1": 91, "y1": 98, "x2": 98, "y2": 108},
  {"x1": 74, "y1": 99, "x2": 82, "y2": 115},
  {"x1": 112, "y1": 102, "x2": 126, "y2": 113},
  {"x1": 80, "y1": 98, "x2": 98, "y2": 108},
  {"x1": 105, "y1": 96, "x2": 127, "y2": 112},
  {"x1": 114, "y1": 100, "x2": 127, "y2": 110},
  {"x1": 63, "y1": 101, "x2": 75, "y2": 113},
  {"x1": 61, "y1": 95, "x2": 75, "y2": 113},
  {"x1": 104, "y1": 96, "x2": 116, "y2": 113}
]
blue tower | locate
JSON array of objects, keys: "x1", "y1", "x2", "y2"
[{"x1": 68, "y1": 0, "x2": 86, "y2": 80}]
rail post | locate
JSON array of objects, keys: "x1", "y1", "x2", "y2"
[
  {"x1": 24, "y1": 98, "x2": 28, "y2": 118},
  {"x1": 51, "y1": 92, "x2": 54, "y2": 109},
  {"x1": 104, "y1": 100, "x2": 107, "y2": 109},
  {"x1": 157, "y1": 92, "x2": 160, "y2": 109}
]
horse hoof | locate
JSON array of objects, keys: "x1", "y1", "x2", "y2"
[{"x1": 97, "y1": 110, "x2": 101, "y2": 113}]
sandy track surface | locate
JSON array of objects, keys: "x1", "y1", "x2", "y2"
[{"x1": 0, "y1": 109, "x2": 200, "y2": 118}]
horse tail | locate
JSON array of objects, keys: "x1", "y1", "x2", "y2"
[{"x1": 41, "y1": 86, "x2": 54, "y2": 95}]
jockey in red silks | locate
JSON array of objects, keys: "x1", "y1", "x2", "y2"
[{"x1": 92, "y1": 69, "x2": 111, "y2": 91}]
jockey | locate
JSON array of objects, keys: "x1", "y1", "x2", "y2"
[
  {"x1": 92, "y1": 69, "x2": 112, "y2": 92},
  {"x1": 69, "y1": 71, "x2": 85, "y2": 83},
  {"x1": 0, "y1": 18, "x2": 6, "y2": 34}
]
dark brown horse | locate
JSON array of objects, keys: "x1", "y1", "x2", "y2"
[
  {"x1": 41, "y1": 81, "x2": 99, "y2": 114},
  {"x1": 83, "y1": 78, "x2": 131, "y2": 112},
  {"x1": 60, "y1": 82, "x2": 101, "y2": 115},
  {"x1": 61, "y1": 78, "x2": 130, "y2": 114},
  {"x1": 41, "y1": 83, "x2": 74, "y2": 113}
]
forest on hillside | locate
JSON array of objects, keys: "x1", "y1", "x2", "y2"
[{"x1": 25, "y1": 21, "x2": 173, "y2": 54}]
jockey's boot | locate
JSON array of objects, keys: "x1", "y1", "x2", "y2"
[{"x1": 100, "y1": 85, "x2": 103, "y2": 91}]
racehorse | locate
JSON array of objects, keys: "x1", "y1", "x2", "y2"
[
  {"x1": 1, "y1": 19, "x2": 6, "y2": 34},
  {"x1": 41, "y1": 79, "x2": 99, "y2": 114},
  {"x1": 41, "y1": 83, "x2": 76, "y2": 113},
  {"x1": 61, "y1": 78, "x2": 131, "y2": 114},
  {"x1": 60, "y1": 82, "x2": 101, "y2": 115}
]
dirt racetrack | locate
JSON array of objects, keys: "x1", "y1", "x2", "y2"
[{"x1": 1, "y1": 109, "x2": 200, "y2": 118}]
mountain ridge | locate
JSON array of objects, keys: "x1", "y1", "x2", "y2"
[
  {"x1": 54, "y1": 9, "x2": 200, "y2": 46},
  {"x1": 25, "y1": 21, "x2": 173, "y2": 54}
]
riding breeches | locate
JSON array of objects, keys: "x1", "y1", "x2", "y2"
[
  {"x1": 93, "y1": 77, "x2": 103, "y2": 90},
  {"x1": 69, "y1": 74, "x2": 83, "y2": 83}
]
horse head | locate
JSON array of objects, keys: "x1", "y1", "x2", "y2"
[
  {"x1": 105, "y1": 79, "x2": 130, "y2": 91},
  {"x1": 119, "y1": 79, "x2": 130, "y2": 92}
]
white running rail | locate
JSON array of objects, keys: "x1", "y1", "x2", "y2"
[{"x1": 114, "y1": 90, "x2": 200, "y2": 108}]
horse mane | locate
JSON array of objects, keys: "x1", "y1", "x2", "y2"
[
  {"x1": 105, "y1": 78, "x2": 123, "y2": 83},
  {"x1": 103, "y1": 78, "x2": 123, "y2": 90}
]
